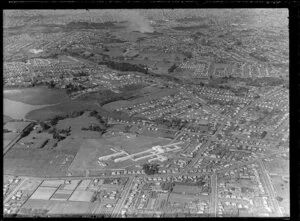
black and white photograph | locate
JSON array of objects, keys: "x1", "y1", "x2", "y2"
[{"x1": 3, "y1": 8, "x2": 290, "y2": 218}]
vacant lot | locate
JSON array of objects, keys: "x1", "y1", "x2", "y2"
[{"x1": 4, "y1": 87, "x2": 70, "y2": 105}]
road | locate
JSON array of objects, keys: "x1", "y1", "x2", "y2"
[
  {"x1": 4, "y1": 177, "x2": 28, "y2": 204},
  {"x1": 3, "y1": 122, "x2": 34, "y2": 156},
  {"x1": 111, "y1": 176, "x2": 134, "y2": 217},
  {"x1": 209, "y1": 173, "x2": 217, "y2": 217},
  {"x1": 257, "y1": 159, "x2": 282, "y2": 216}
]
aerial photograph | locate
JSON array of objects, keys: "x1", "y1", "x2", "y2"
[{"x1": 3, "y1": 9, "x2": 289, "y2": 217}]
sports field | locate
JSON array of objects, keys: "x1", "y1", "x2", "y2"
[{"x1": 30, "y1": 187, "x2": 57, "y2": 200}]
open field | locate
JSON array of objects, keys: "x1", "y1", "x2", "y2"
[
  {"x1": 3, "y1": 144, "x2": 78, "y2": 177},
  {"x1": 25, "y1": 100, "x2": 100, "y2": 121},
  {"x1": 18, "y1": 179, "x2": 42, "y2": 193},
  {"x1": 102, "y1": 88, "x2": 177, "y2": 111},
  {"x1": 4, "y1": 132, "x2": 18, "y2": 147},
  {"x1": 68, "y1": 135, "x2": 170, "y2": 173},
  {"x1": 68, "y1": 139, "x2": 115, "y2": 174},
  {"x1": 269, "y1": 175, "x2": 289, "y2": 216},
  {"x1": 4, "y1": 87, "x2": 70, "y2": 105},
  {"x1": 4, "y1": 115, "x2": 14, "y2": 124},
  {"x1": 264, "y1": 158, "x2": 289, "y2": 175},
  {"x1": 41, "y1": 180, "x2": 65, "y2": 188},
  {"x1": 105, "y1": 134, "x2": 170, "y2": 154},
  {"x1": 4, "y1": 121, "x2": 31, "y2": 132},
  {"x1": 20, "y1": 199, "x2": 99, "y2": 215},
  {"x1": 59, "y1": 180, "x2": 81, "y2": 191},
  {"x1": 168, "y1": 192, "x2": 198, "y2": 203},
  {"x1": 172, "y1": 183, "x2": 202, "y2": 195},
  {"x1": 4, "y1": 98, "x2": 54, "y2": 120},
  {"x1": 68, "y1": 190, "x2": 94, "y2": 202},
  {"x1": 55, "y1": 112, "x2": 103, "y2": 139},
  {"x1": 30, "y1": 186, "x2": 57, "y2": 200}
]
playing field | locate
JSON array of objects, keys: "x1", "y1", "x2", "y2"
[
  {"x1": 30, "y1": 186, "x2": 57, "y2": 200},
  {"x1": 168, "y1": 192, "x2": 198, "y2": 203},
  {"x1": 68, "y1": 190, "x2": 94, "y2": 202},
  {"x1": 41, "y1": 180, "x2": 65, "y2": 188}
]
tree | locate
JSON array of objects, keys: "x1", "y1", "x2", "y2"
[
  {"x1": 168, "y1": 64, "x2": 178, "y2": 73},
  {"x1": 142, "y1": 163, "x2": 159, "y2": 175},
  {"x1": 40, "y1": 122, "x2": 50, "y2": 131}
]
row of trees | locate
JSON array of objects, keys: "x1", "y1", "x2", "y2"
[
  {"x1": 168, "y1": 64, "x2": 178, "y2": 73},
  {"x1": 50, "y1": 111, "x2": 85, "y2": 126},
  {"x1": 49, "y1": 127, "x2": 71, "y2": 141},
  {"x1": 82, "y1": 125, "x2": 106, "y2": 134}
]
